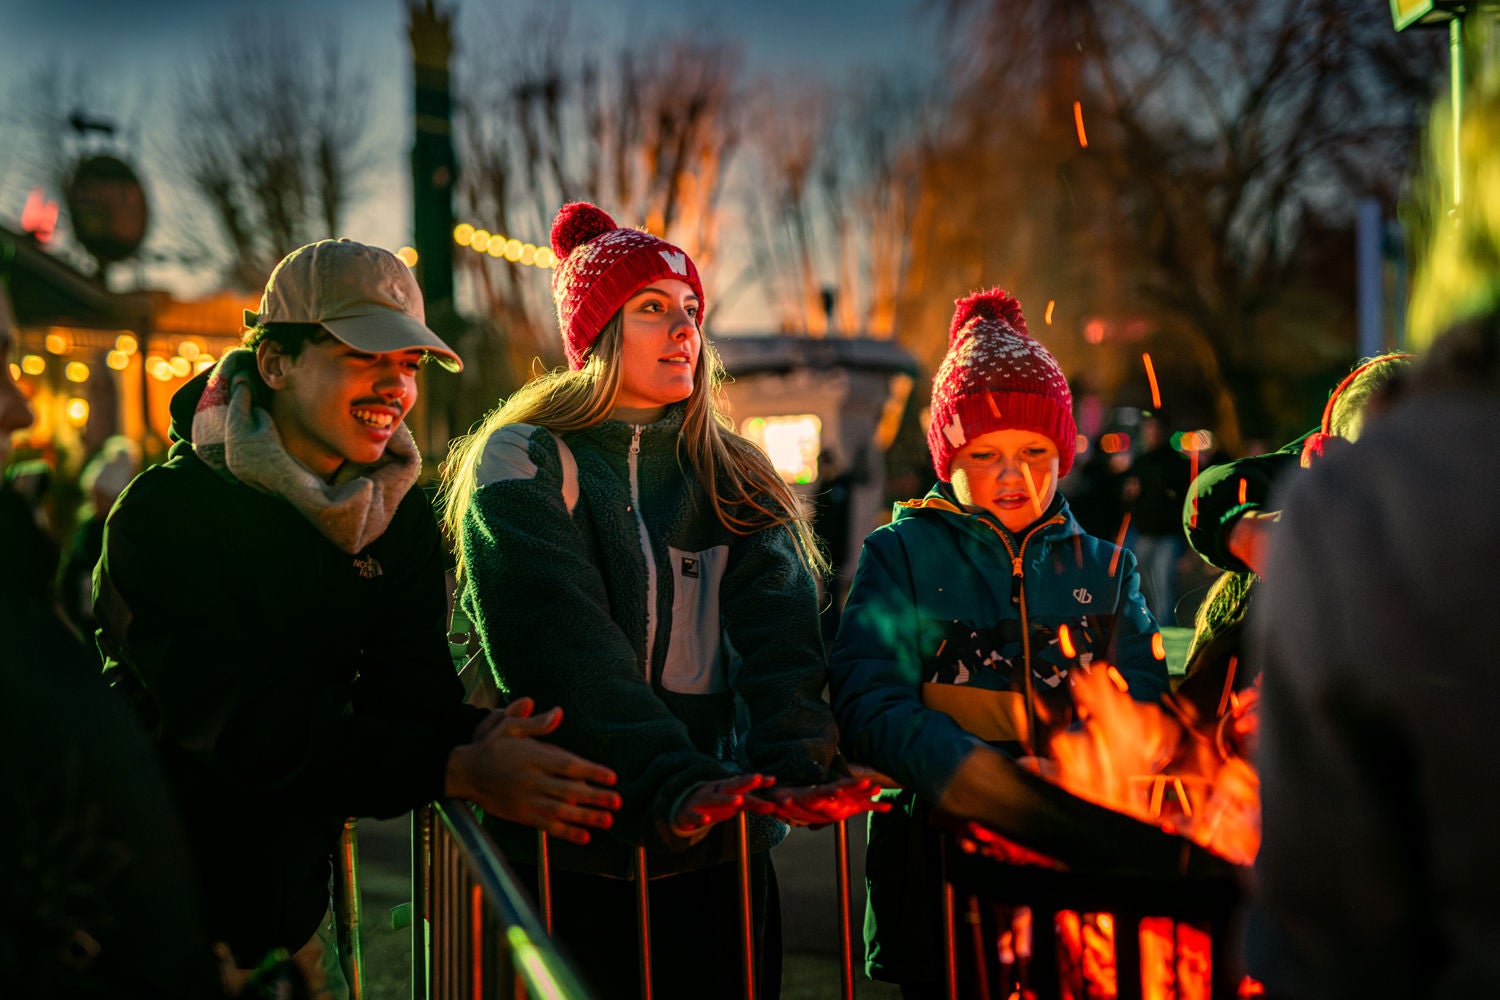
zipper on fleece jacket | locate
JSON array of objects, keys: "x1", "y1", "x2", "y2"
[
  {"x1": 976, "y1": 512, "x2": 1065, "y2": 754},
  {"x1": 627, "y1": 424, "x2": 659, "y2": 683}
]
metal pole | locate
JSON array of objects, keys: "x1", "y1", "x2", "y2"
[
  {"x1": 1452, "y1": 15, "x2": 1464, "y2": 212},
  {"x1": 940, "y1": 836, "x2": 958, "y2": 1000},
  {"x1": 1356, "y1": 199, "x2": 1384, "y2": 358},
  {"x1": 334, "y1": 818, "x2": 364, "y2": 1000},
  {"x1": 636, "y1": 846, "x2": 654, "y2": 1000},
  {"x1": 536, "y1": 830, "x2": 553, "y2": 936},
  {"x1": 834, "y1": 819, "x2": 855, "y2": 1000},
  {"x1": 412, "y1": 807, "x2": 432, "y2": 1000},
  {"x1": 736, "y1": 812, "x2": 757, "y2": 1000}
]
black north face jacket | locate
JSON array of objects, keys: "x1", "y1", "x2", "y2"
[{"x1": 95, "y1": 371, "x2": 483, "y2": 964}]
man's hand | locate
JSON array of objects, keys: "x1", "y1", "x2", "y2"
[
  {"x1": 670, "y1": 774, "x2": 778, "y2": 836},
  {"x1": 445, "y1": 698, "x2": 620, "y2": 845},
  {"x1": 1227, "y1": 509, "x2": 1280, "y2": 577},
  {"x1": 756, "y1": 777, "x2": 890, "y2": 827}
]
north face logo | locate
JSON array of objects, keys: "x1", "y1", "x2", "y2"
[
  {"x1": 353, "y1": 554, "x2": 383, "y2": 580},
  {"x1": 659, "y1": 250, "x2": 687, "y2": 275},
  {"x1": 1072, "y1": 587, "x2": 1092, "y2": 604}
]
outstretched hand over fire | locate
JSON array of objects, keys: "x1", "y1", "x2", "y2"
[
  {"x1": 670, "y1": 773, "x2": 779, "y2": 836},
  {"x1": 756, "y1": 777, "x2": 890, "y2": 827}
]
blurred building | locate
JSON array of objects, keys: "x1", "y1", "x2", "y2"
[{"x1": 2, "y1": 224, "x2": 251, "y2": 469}]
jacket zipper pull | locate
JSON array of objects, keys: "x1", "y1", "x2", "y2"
[
  {"x1": 1012, "y1": 556, "x2": 1023, "y2": 577},
  {"x1": 630, "y1": 425, "x2": 642, "y2": 455}
]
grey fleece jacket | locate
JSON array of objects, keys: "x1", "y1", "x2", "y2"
[{"x1": 459, "y1": 404, "x2": 841, "y2": 877}]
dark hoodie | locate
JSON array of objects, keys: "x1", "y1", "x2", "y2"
[{"x1": 94, "y1": 369, "x2": 484, "y2": 964}]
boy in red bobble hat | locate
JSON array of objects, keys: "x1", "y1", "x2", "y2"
[{"x1": 828, "y1": 288, "x2": 1172, "y2": 997}]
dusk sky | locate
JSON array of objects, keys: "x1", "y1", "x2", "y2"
[{"x1": 0, "y1": 0, "x2": 937, "y2": 327}]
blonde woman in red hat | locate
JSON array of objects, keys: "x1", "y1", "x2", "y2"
[
  {"x1": 440, "y1": 202, "x2": 882, "y2": 998},
  {"x1": 827, "y1": 288, "x2": 1179, "y2": 998}
]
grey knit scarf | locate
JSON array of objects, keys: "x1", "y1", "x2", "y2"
[{"x1": 190, "y1": 348, "x2": 419, "y2": 554}]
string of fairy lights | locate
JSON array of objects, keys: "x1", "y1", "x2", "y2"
[{"x1": 451, "y1": 223, "x2": 556, "y2": 269}]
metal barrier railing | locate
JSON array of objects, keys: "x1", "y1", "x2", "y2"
[
  {"x1": 333, "y1": 819, "x2": 364, "y2": 1000},
  {"x1": 411, "y1": 800, "x2": 596, "y2": 1000},
  {"x1": 411, "y1": 811, "x2": 861, "y2": 1000}
]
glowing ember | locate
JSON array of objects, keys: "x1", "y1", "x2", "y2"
[
  {"x1": 1142, "y1": 353, "x2": 1163, "y2": 410},
  {"x1": 1107, "y1": 513, "x2": 1132, "y2": 577},
  {"x1": 1073, "y1": 100, "x2": 1090, "y2": 148},
  {"x1": 1058, "y1": 623, "x2": 1077, "y2": 659}
]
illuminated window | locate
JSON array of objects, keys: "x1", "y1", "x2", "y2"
[{"x1": 741, "y1": 414, "x2": 822, "y2": 485}]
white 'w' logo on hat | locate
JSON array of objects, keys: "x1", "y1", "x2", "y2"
[{"x1": 659, "y1": 250, "x2": 687, "y2": 275}]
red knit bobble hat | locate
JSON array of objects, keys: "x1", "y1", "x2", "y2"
[
  {"x1": 549, "y1": 201, "x2": 705, "y2": 370},
  {"x1": 926, "y1": 288, "x2": 1077, "y2": 482}
]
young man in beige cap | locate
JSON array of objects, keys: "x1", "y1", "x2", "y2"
[{"x1": 94, "y1": 239, "x2": 620, "y2": 996}]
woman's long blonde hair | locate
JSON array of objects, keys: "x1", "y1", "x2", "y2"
[{"x1": 439, "y1": 314, "x2": 830, "y2": 579}]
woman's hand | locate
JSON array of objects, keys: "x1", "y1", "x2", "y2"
[
  {"x1": 670, "y1": 774, "x2": 778, "y2": 836},
  {"x1": 756, "y1": 777, "x2": 890, "y2": 827}
]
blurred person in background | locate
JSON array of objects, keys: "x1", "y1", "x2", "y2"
[
  {"x1": 1121, "y1": 410, "x2": 1191, "y2": 623},
  {"x1": 57, "y1": 435, "x2": 141, "y2": 636},
  {"x1": 1173, "y1": 354, "x2": 1411, "y2": 726},
  {"x1": 2, "y1": 318, "x2": 226, "y2": 998}
]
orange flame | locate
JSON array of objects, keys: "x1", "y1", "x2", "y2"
[{"x1": 1045, "y1": 667, "x2": 1261, "y2": 866}]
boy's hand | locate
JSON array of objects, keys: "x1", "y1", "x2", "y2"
[
  {"x1": 446, "y1": 699, "x2": 620, "y2": 845},
  {"x1": 757, "y1": 777, "x2": 890, "y2": 827}
]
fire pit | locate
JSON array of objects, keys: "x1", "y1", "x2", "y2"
[
  {"x1": 938, "y1": 817, "x2": 1248, "y2": 1000},
  {"x1": 928, "y1": 666, "x2": 1262, "y2": 999}
]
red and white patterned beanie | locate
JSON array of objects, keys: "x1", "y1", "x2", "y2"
[
  {"x1": 927, "y1": 288, "x2": 1077, "y2": 481},
  {"x1": 549, "y1": 202, "x2": 704, "y2": 370}
]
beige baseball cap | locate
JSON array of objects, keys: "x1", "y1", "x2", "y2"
[{"x1": 244, "y1": 238, "x2": 463, "y2": 372}]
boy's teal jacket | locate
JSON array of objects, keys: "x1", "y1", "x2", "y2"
[
  {"x1": 459, "y1": 405, "x2": 841, "y2": 878},
  {"x1": 828, "y1": 482, "x2": 1168, "y2": 985}
]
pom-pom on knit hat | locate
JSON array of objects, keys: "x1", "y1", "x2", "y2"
[
  {"x1": 926, "y1": 288, "x2": 1076, "y2": 481},
  {"x1": 549, "y1": 201, "x2": 705, "y2": 370}
]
